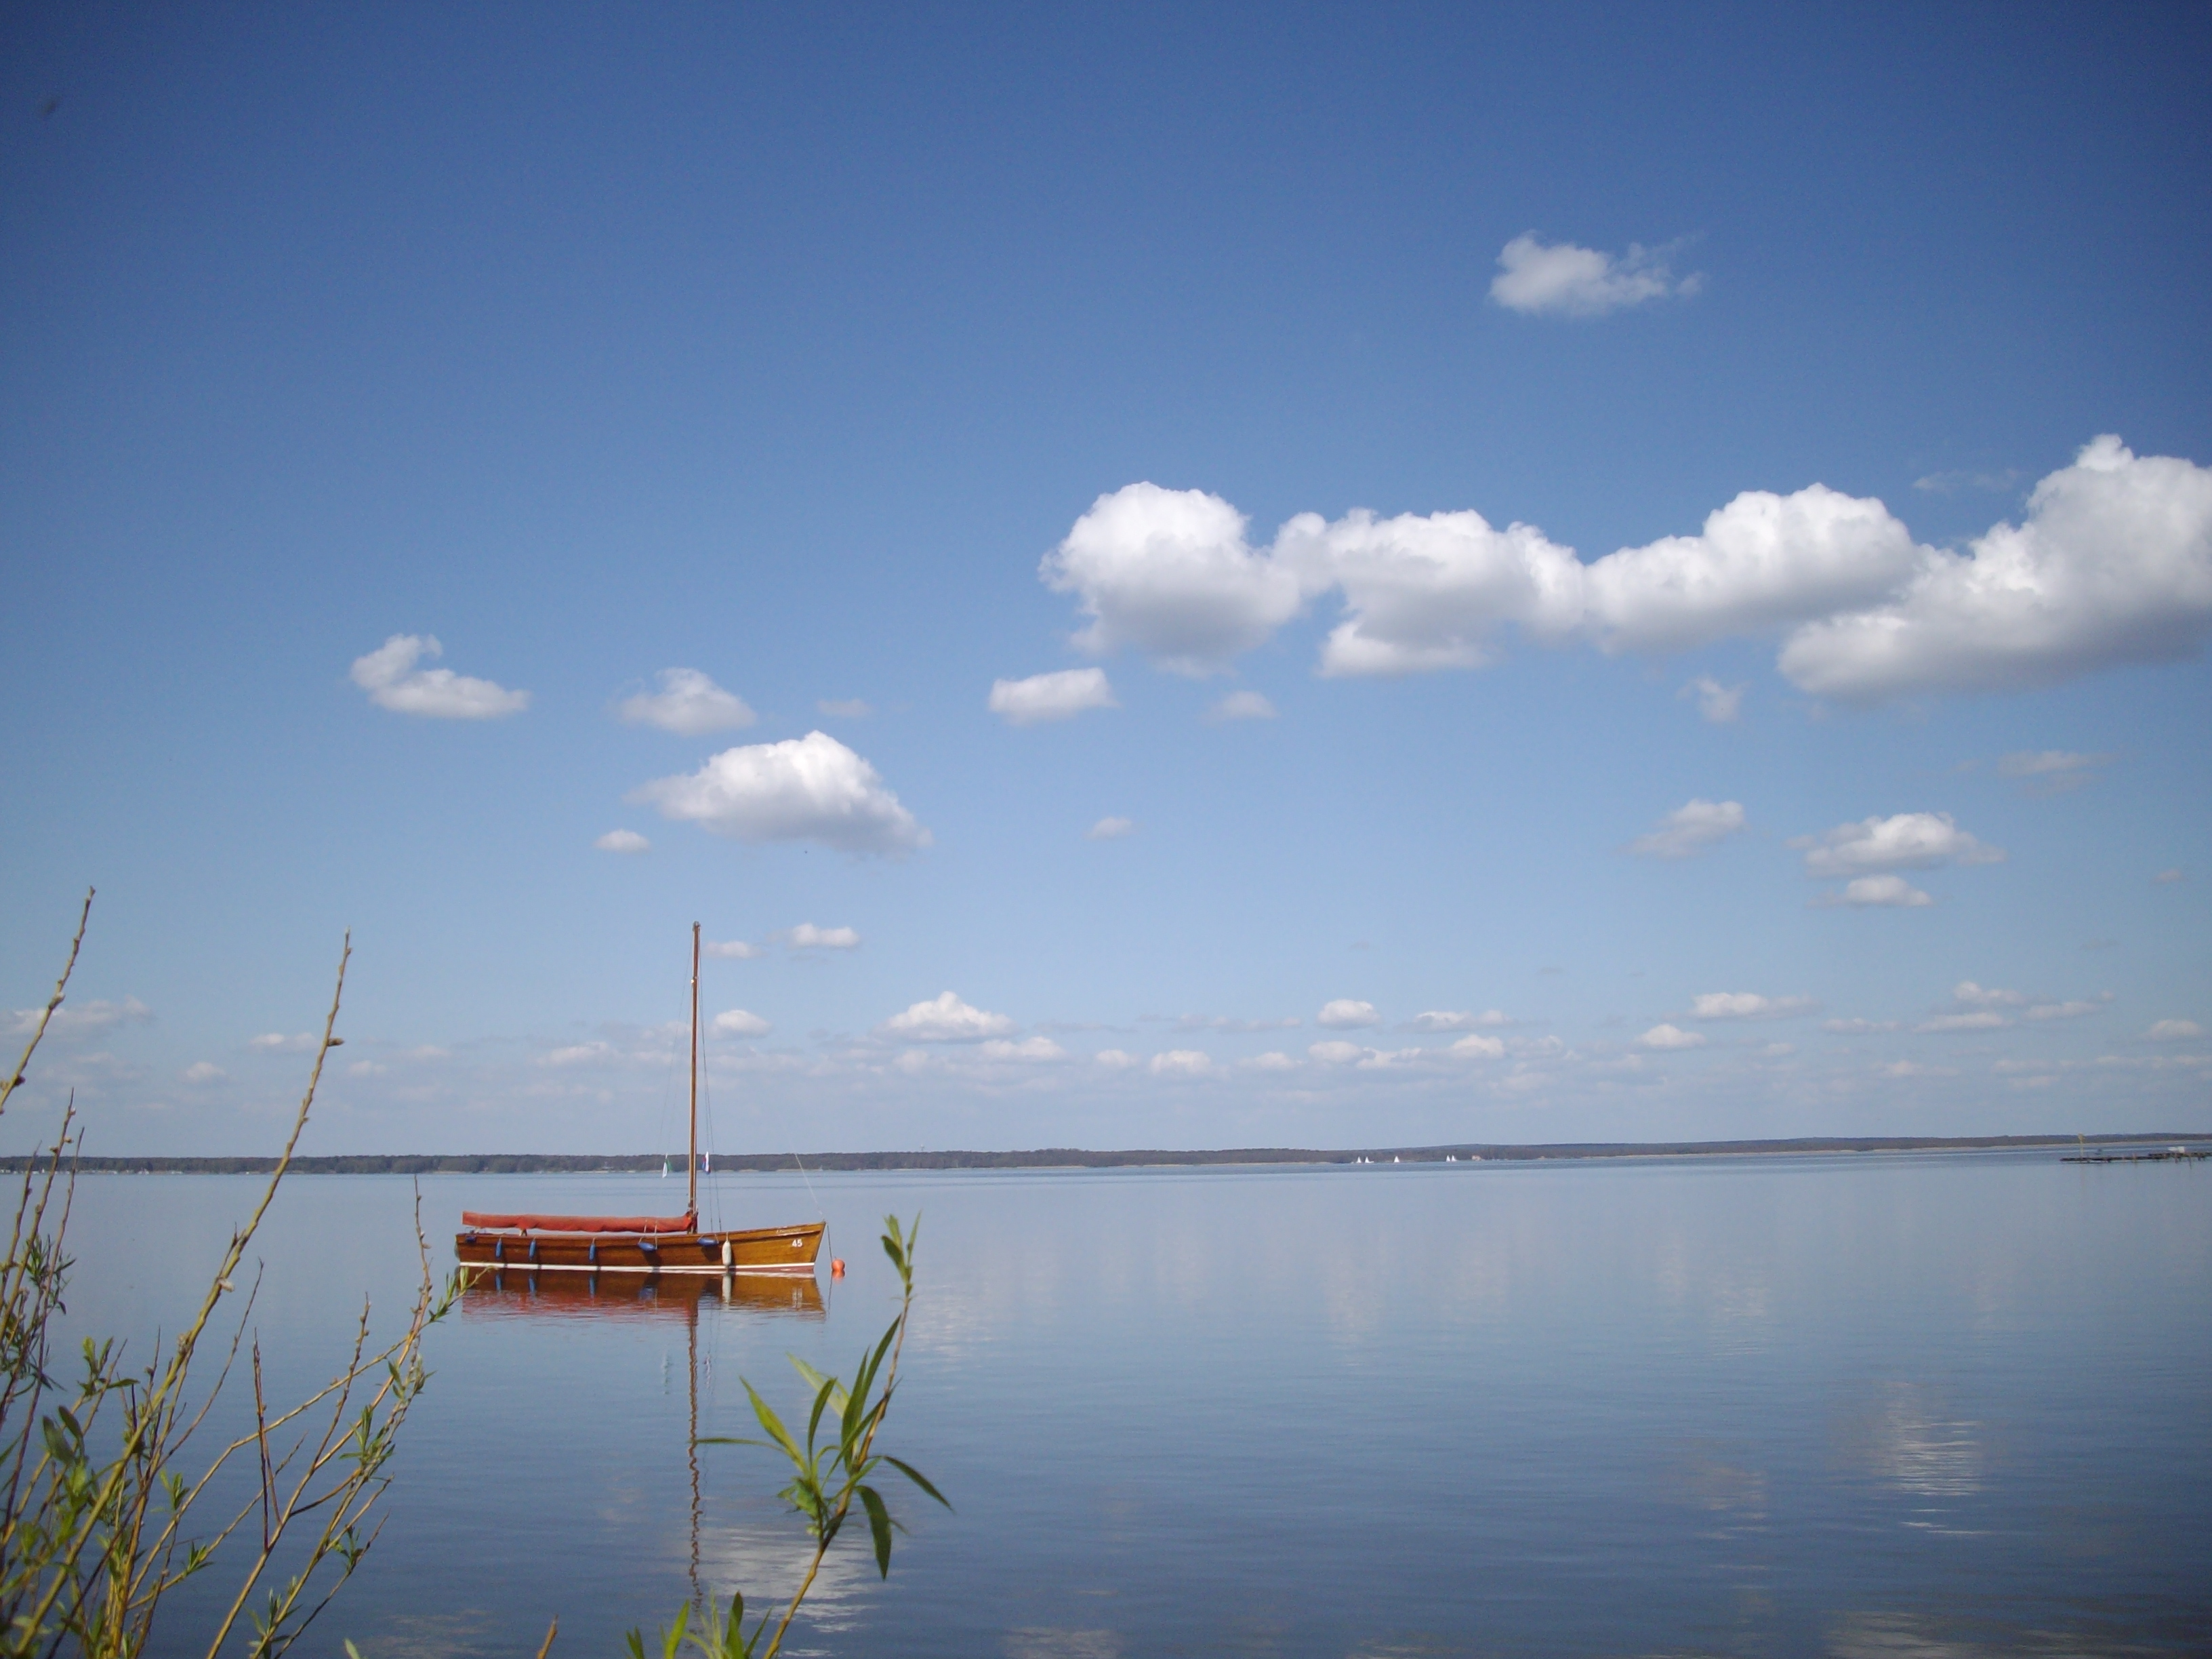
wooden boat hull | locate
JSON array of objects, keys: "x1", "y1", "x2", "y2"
[{"x1": 454, "y1": 1220, "x2": 824, "y2": 1277}]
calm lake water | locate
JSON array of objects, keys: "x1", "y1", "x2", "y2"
[{"x1": 47, "y1": 1151, "x2": 2212, "y2": 1657}]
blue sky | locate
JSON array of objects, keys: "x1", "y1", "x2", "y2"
[{"x1": 3, "y1": 4, "x2": 2208, "y2": 1155}]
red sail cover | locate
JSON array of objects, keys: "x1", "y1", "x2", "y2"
[{"x1": 461, "y1": 1211, "x2": 697, "y2": 1234}]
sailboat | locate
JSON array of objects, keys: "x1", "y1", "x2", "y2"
[{"x1": 455, "y1": 924, "x2": 827, "y2": 1277}]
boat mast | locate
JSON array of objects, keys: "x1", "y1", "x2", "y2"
[{"x1": 689, "y1": 920, "x2": 699, "y2": 1219}]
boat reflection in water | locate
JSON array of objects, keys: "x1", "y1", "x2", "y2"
[
  {"x1": 459, "y1": 1265, "x2": 825, "y2": 1322},
  {"x1": 460, "y1": 1263, "x2": 827, "y2": 1615}
]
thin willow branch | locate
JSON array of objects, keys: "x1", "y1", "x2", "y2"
[{"x1": 0, "y1": 889, "x2": 92, "y2": 1122}]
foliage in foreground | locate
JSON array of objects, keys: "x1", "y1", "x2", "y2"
[
  {"x1": 0, "y1": 893, "x2": 459, "y2": 1659},
  {"x1": 624, "y1": 1214, "x2": 947, "y2": 1659}
]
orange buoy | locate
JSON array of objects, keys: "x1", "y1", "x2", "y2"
[{"x1": 830, "y1": 1258, "x2": 846, "y2": 1278}]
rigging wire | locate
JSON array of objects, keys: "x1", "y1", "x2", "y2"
[{"x1": 757, "y1": 1078, "x2": 824, "y2": 1221}]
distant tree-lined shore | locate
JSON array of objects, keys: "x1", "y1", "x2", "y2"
[{"x1": 3, "y1": 1132, "x2": 2201, "y2": 1175}]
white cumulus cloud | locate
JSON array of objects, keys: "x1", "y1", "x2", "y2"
[
  {"x1": 1242, "y1": 1051, "x2": 1299, "y2": 1071},
  {"x1": 1317, "y1": 999, "x2": 1380, "y2": 1029},
  {"x1": 1798, "y1": 813, "x2": 2003, "y2": 877},
  {"x1": 1086, "y1": 817, "x2": 1136, "y2": 840},
  {"x1": 879, "y1": 991, "x2": 1014, "y2": 1044},
  {"x1": 1952, "y1": 981, "x2": 2027, "y2": 1008},
  {"x1": 1031, "y1": 438, "x2": 2210, "y2": 701},
  {"x1": 350, "y1": 635, "x2": 529, "y2": 720},
  {"x1": 703, "y1": 938, "x2": 764, "y2": 959},
  {"x1": 183, "y1": 1061, "x2": 226, "y2": 1083},
  {"x1": 1637, "y1": 1023, "x2": 1706, "y2": 1050},
  {"x1": 1041, "y1": 484, "x2": 1310, "y2": 674},
  {"x1": 1585, "y1": 487, "x2": 1919, "y2": 654},
  {"x1": 1279, "y1": 506, "x2": 1584, "y2": 676},
  {"x1": 1778, "y1": 437, "x2": 2212, "y2": 699},
  {"x1": 1688, "y1": 992, "x2": 1816, "y2": 1021},
  {"x1": 989, "y1": 668, "x2": 1118, "y2": 726},
  {"x1": 631, "y1": 731, "x2": 928, "y2": 856},
  {"x1": 248, "y1": 1032, "x2": 319, "y2": 1053},
  {"x1": 1093, "y1": 1049, "x2": 1141, "y2": 1069},
  {"x1": 616, "y1": 668, "x2": 756, "y2": 735},
  {"x1": 2145, "y1": 1019, "x2": 2203, "y2": 1041},
  {"x1": 1448, "y1": 1033, "x2": 1506, "y2": 1059},
  {"x1": 712, "y1": 1009, "x2": 770, "y2": 1038},
  {"x1": 1488, "y1": 234, "x2": 1700, "y2": 319},
  {"x1": 1629, "y1": 799, "x2": 1746, "y2": 859},
  {"x1": 594, "y1": 829, "x2": 651, "y2": 855}
]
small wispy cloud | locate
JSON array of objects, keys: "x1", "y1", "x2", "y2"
[
  {"x1": 1797, "y1": 813, "x2": 2004, "y2": 877},
  {"x1": 702, "y1": 938, "x2": 764, "y2": 960},
  {"x1": 1406, "y1": 1009, "x2": 1514, "y2": 1032},
  {"x1": 817, "y1": 698, "x2": 872, "y2": 718},
  {"x1": 350, "y1": 635, "x2": 529, "y2": 720},
  {"x1": 1086, "y1": 817, "x2": 1136, "y2": 840},
  {"x1": 1489, "y1": 234, "x2": 1702, "y2": 318},
  {"x1": 1317, "y1": 1000, "x2": 1380, "y2": 1029},
  {"x1": 1206, "y1": 690, "x2": 1278, "y2": 722},
  {"x1": 1150, "y1": 1050, "x2": 1217, "y2": 1077},
  {"x1": 1637, "y1": 1023, "x2": 1706, "y2": 1050},
  {"x1": 1915, "y1": 1012, "x2": 2007, "y2": 1033},
  {"x1": 988, "y1": 668, "x2": 1118, "y2": 726},
  {"x1": 1172, "y1": 1014, "x2": 1299, "y2": 1033},
  {"x1": 1629, "y1": 799, "x2": 1745, "y2": 859},
  {"x1": 1687, "y1": 992, "x2": 1816, "y2": 1021},
  {"x1": 1679, "y1": 676, "x2": 1745, "y2": 724},
  {"x1": 617, "y1": 668, "x2": 756, "y2": 735},
  {"x1": 9, "y1": 998, "x2": 152, "y2": 1039},
  {"x1": 1996, "y1": 750, "x2": 2113, "y2": 794},
  {"x1": 594, "y1": 829, "x2": 651, "y2": 855},
  {"x1": 2024, "y1": 998, "x2": 2106, "y2": 1021},
  {"x1": 1816, "y1": 874, "x2": 1934, "y2": 908},
  {"x1": 981, "y1": 1036, "x2": 1068, "y2": 1063},
  {"x1": 711, "y1": 1009, "x2": 770, "y2": 1038},
  {"x1": 781, "y1": 923, "x2": 861, "y2": 951}
]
